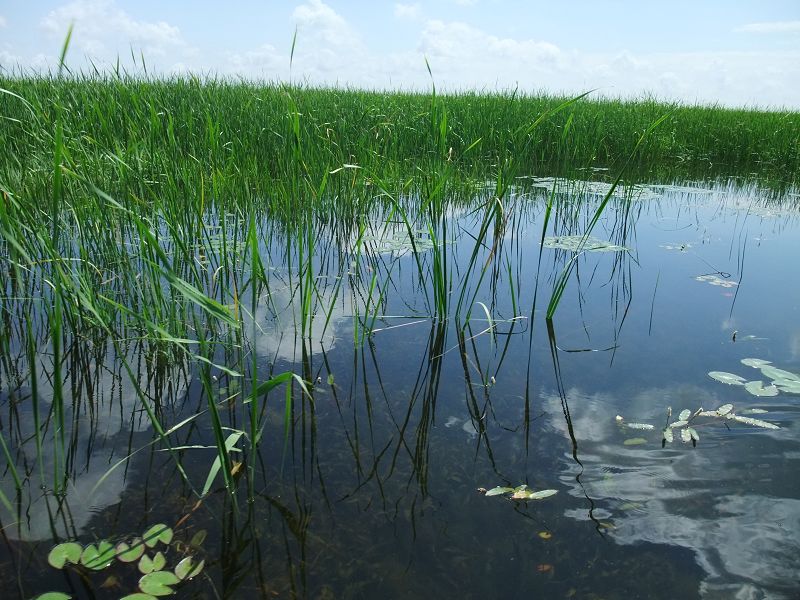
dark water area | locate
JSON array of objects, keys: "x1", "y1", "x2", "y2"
[{"x1": 1, "y1": 179, "x2": 799, "y2": 599}]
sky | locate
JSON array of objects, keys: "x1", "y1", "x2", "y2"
[{"x1": 1, "y1": 0, "x2": 798, "y2": 108}]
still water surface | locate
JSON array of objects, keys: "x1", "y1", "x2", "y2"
[{"x1": 1, "y1": 179, "x2": 799, "y2": 599}]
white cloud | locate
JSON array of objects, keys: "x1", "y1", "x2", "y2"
[
  {"x1": 736, "y1": 20, "x2": 800, "y2": 34},
  {"x1": 40, "y1": 0, "x2": 191, "y2": 58},
  {"x1": 394, "y1": 3, "x2": 422, "y2": 20},
  {"x1": 0, "y1": 15, "x2": 7, "y2": 28}
]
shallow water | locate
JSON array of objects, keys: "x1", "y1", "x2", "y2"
[{"x1": 1, "y1": 179, "x2": 799, "y2": 599}]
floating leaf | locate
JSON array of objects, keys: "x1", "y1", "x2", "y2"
[
  {"x1": 174, "y1": 557, "x2": 204, "y2": 581},
  {"x1": 663, "y1": 427, "x2": 674, "y2": 443},
  {"x1": 687, "y1": 427, "x2": 700, "y2": 442},
  {"x1": 542, "y1": 235, "x2": 628, "y2": 253},
  {"x1": 678, "y1": 409, "x2": 691, "y2": 421},
  {"x1": 143, "y1": 525, "x2": 173, "y2": 549},
  {"x1": 537, "y1": 531, "x2": 552, "y2": 540},
  {"x1": 139, "y1": 552, "x2": 167, "y2": 575},
  {"x1": 81, "y1": 542, "x2": 116, "y2": 571},
  {"x1": 47, "y1": 542, "x2": 82, "y2": 569},
  {"x1": 117, "y1": 540, "x2": 145, "y2": 563},
  {"x1": 730, "y1": 415, "x2": 779, "y2": 429},
  {"x1": 669, "y1": 420, "x2": 688, "y2": 428},
  {"x1": 138, "y1": 571, "x2": 180, "y2": 597},
  {"x1": 623, "y1": 437, "x2": 647, "y2": 446},
  {"x1": 120, "y1": 594, "x2": 158, "y2": 600},
  {"x1": 36, "y1": 594, "x2": 71, "y2": 600},
  {"x1": 776, "y1": 381, "x2": 800, "y2": 394},
  {"x1": 697, "y1": 410, "x2": 718, "y2": 417},
  {"x1": 717, "y1": 403, "x2": 734, "y2": 416},
  {"x1": 740, "y1": 408, "x2": 768, "y2": 414},
  {"x1": 680, "y1": 428, "x2": 692, "y2": 443},
  {"x1": 626, "y1": 423, "x2": 654, "y2": 430},
  {"x1": 760, "y1": 365, "x2": 800, "y2": 382},
  {"x1": 484, "y1": 486, "x2": 514, "y2": 497},
  {"x1": 189, "y1": 530, "x2": 207, "y2": 549},
  {"x1": 741, "y1": 358, "x2": 771, "y2": 368},
  {"x1": 744, "y1": 380, "x2": 779, "y2": 397},
  {"x1": 326, "y1": 373, "x2": 334, "y2": 385},
  {"x1": 525, "y1": 489, "x2": 558, "y2": 500},
  {"x1": 708, "y1": 372, "x2": 745, "y2": 385},
  {"x1": 695, "y1": 274, "x2": 737, "y2": 287}
]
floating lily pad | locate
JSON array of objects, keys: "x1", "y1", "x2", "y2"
[
  {"x1": 81, "y1": 542, "x2": 116, "y2": 571},
  {"x1": 117, "y1": 540, "x2": 145, "y2": 563},
  {"x1": 138, "y1": 552, "x2": 166, "y2": 575},
  {"x1": 695, "y1": 274, "x2": 738, "y2": 288},
  {"x1": 120, "y1": 594, "x2": 158, "y2": 600},
  {"x1": 760, "y1": 365, "x2": 800, "y2": 382},
  {"x1": 542, "y1": 235, "x2": 629, "y2": 253},
  {"x1": 741, "y1": 358, "x2": 771, "y2": 368},
  {"x1": 744, "y1": 380, "x2": 779, "y2": 397},
  {"x1": 717, "y1": 403, "x2": 734, "y2": 416},
  {"x1": 776, "y1": 381, "x2": 800, "y2": 394},
  {"x1": 143, "y1": 525, "x2": 173, "y2": 549},
  {"x1": 511, "y1": 488, "x2": 558, "y2": 500},
  {"x1": 139, "y1": 571, "x2": 179, "y2": 597},
  {"x1": 36, "y1": 594, "x2": 71, "y2": 600},
  {"x1": 626, "y1": 423, "x2": 654, "y2": 430},
  {"x1": 623, "y1": 437, "x2": 648, "y2": 446},
  {"x1": 730, "y1": 415, "x2": 779, "y2": 429},
  {"x1": 47, "y1": 542, "x2": 82, "y2": 569},
  {"x1": 174, "y1": 557, "x2": 204, "y2": 581},
  {"x1": 484, "y1": 486, "x2": 514, "y2": 497},
  {"x1": 708, "y1": 372, "x2": 745, "y2": 385}
]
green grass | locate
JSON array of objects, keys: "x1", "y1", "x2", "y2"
[{"x1": 0, "y1": 73, "x2": 797, "y2": 523}]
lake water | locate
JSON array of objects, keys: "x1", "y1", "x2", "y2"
[{"x1": 1, "y1": 178, "x2": 799, "y2": 599}]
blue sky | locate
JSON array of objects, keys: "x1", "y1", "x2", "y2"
[{"x1": 1, "y1": 0, "x2": 798, "y2": 107}]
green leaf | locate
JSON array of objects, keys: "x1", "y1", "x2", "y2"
[
  {"x1": 717, "y1": 403, "x2": 734, "y2": 416},
  {"x1": 484, "y1": 486, "x2": 514, "y2": 497},
  {"x1": 687, "y1": 427, "x2": 700, "y2": 442},
  {"x1": 47, "y1": 542, "x2": 82, "y2": 569},
  {"x1": 741, "y1": 358, "x2": 771, "y2": 368},
  {"x1": 542, "y1": 235, "x2": 629, "y2": 253},
  {"x1": 120, "y1": 594, "x2": 158, "y2": 600},
  {"x1": 669, "y1": 420, "x2": 689, "y2": 428},
  {"x1": 731, "y1": 415, "x2": 779, "y2": 429},
  {"x1": 36, "y1": 594, "x2": 71, "y2": 600},
  {"x1": 525, "y1": 489, "x2": 558, "y2": 500},
  {"x1": 117, "y1": 539, "x2": 145, "y2": 563},
  {"x1": 174, "y1": 556, "x2": 204, "y2": 580},
  {"x1": 744, "y1": 380, "x2": 779, "y2": 397},
  {"x1": 81, "y1": 542, "x2": 115, "y2": 570},
  {"x1": 139, "y1": 571, "x2": 180, "y2": 597},
  {"x1": 623, "y1": 437, "x2": 648, "y2": 446},
  {"x1": 143, "y1": 524, "x2": 173, "y2": 549},
  {"x1": 680, "y1": 428, "x2": 691, "y2": 443},
  {"x1": 708, "y1": 371, "x2": 745, "y2": 385},
  {"x1": 189, "y1": 530, "x2": 207, "y2": 549},
  {"x1": 139, "y1": 551, "x2": 167, "y2": 574},
  {"x1": 626, "y1": 423, "x2": 654, "y2": 430},
  {"x1": 201, "y1": 431, "x2": 245, "y2": 497},
  {"x1": 326, "y1": 373, "x2": 335, "y2": 385},
  {"x1": 678, "y1": 409, "x2": 691, "y2": 421},
  {"x1": 775, "y1": 380, "x2": 800, "y2": 394},
  {"x1": 662, "y1": 427, "x2": 674, "y2": 443},
  {"x1": 760, "y1": 365, "x2": 800, "y2": 382}
]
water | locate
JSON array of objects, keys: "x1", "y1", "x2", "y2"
[{"x1": 1, "y1": 179, "x2": 799, "y2": 599}]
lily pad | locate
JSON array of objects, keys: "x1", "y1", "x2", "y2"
[
  {"x1": 623, "y1": 437, "x2": 648, "y2": 446},
  {"x1": 138, "y1": 551, "x2": 167, "y2": 575},
  {"x1": 741, "y1": 358, "x2": 771, "y2": 368},
  {"x1": 708, "y1": 371, "x2": 745, "y2": 385},
  {"x1": 760, "y1": 365, "x2": 800, "y2": 382},
  {"x1": 174, "y1": 557, "x2": 204, "y2": 581},
  {"x1": 139, "y1": 571, "x2": 179, "y2": 597},
  {"x1": 777, "y1": 381, "x2": 800, "y2": 394},
  {"x1": 117, "y1": 540, "x2": 145, "y2": 563},
  {"x1": 143, "y1": 525, "x2": 173, "y2": 549},
  {"x1": 120, "y1": 594, "x2": 158, "y2": 600},
  {"x1": 484, "y1": 486, "x2": 514, "y2": 497},
  {"x1": 542, "y1": 235, "x2": 628, "y2": 253},
  {"x1": 525, "y1": 489, "x2": 559, "y2": 500},
  {"x1": 81, "y1": 541, "x2": 116, "y2": 571},
  {"x1": 47, "y1": 542, "x2": 82, "y2": 569},
  {"x1": 744, "y1": 380, "x2": 779, "y2": 397},
  {"x1": 36, "y1": 594, "x2": 71, "y2": 600},
  {"x1": 695, "y1": 274, "x2": 738, "y2": 287}
]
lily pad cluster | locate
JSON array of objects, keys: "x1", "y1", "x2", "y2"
[
  {"x1": 709, "y1": 358, "x2": 800, "y2": 396},
  {"x1": 42, "y1": 524, "x2": 205, "y2": 599},
  {"x1": 479, "y1": 484, "x2": 558, "y2": 501},
  {"x1": 694, "y1": 274, "x2": 738, "y2": 288},
  {"x1": 542, "y1": 235, "x2": 629, "y2": 253}
]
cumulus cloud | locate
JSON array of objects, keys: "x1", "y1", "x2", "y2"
[
  {"x1": 736, "y1": 20, "x2": 800, "y2": 34},
  {"x1": 394, "y1": 3, "x2": 422, "y2": 20},
  {"x1": 40, "y1": 0, "x2": 192, "y2": 58}
]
